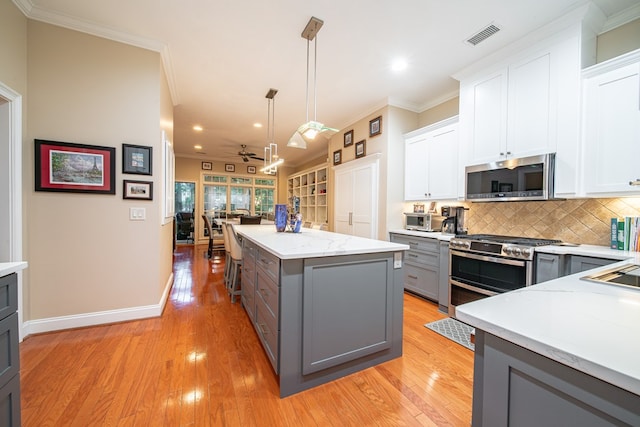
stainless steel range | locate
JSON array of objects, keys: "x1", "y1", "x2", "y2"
[{"x1": 448, "y1": 234, "x2": 561, "y2": 318}]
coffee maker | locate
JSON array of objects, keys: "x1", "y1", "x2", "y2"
[{"x1": 441, "y1": 206, "x2": 468, "y2": 235}]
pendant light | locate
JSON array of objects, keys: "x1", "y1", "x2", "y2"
[
  {"x1": 288, "y1": 16, "x2": 338, "y2": 149},
  {"x1": 260, "y1": 88, "x2": 284, "y2": 174}
]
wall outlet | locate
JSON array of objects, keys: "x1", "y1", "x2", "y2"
[
  {"x1": 130, "y1": 207, "x2": 146, "y2": 220},
  {"x1": 394, "y1": 252, "x2": 402, "y2": 269}
]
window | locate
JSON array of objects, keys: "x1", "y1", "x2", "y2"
[{"x1": 202, "y1": 173, "x2": 276, "y2": 218}]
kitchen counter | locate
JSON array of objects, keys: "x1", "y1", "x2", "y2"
[
  {"x1": 387, "y1": 229, "x2": 455, "y2": 241},
  {"x1": 535, "y1": 243, "x2": 635, "y2": 260},
  {"x1": 234, "y1": 225, "x2": 408, "y2": 397},
  {"x1": 0, "y1": 262, "x2": 28, "y2": 277},
  {"x1": 456, "y1": 253, "x2": 640, "y2": 425},
  {"x1": 236, "y1": 225, "x2": 410, "y2": 258}
]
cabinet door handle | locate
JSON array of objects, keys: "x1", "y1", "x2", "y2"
[
  {"x1": 349, "y1": 212, "x2": 353, "y2": 225},
  {"x1": 258, "y1": 322, "x2": 269, "y2": 335},
  {"x1": 408, "y1": 275, "x2": 418, "y2": 280},
  {"x1": 408, "y1": 254, "x2": 418, "y2": 258}
]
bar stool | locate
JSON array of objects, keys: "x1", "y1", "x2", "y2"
[
  {"x1": 222, "y1": 223, "x2": 231, "y2": 289},
  {"x1": 225, "y1": 223, "x2": 243, "y2": 303}
]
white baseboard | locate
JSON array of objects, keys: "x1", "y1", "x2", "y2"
[{"x1": 22, "y1": 272, "x2": 174, "y2": 338}]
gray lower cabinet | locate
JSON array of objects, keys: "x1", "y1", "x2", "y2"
[
  {"x1": 438, "y1": 241, "x2": 450, "y2": 314},
  {"x1": 241, "y1": 239, "x2": 404, "y2": 397},
  {"x1": 0, "y1": 273, "x2": 20, "y2": 427},
  {"x1": 472, "y1": 330, "x2": 640, "y2": 426},
  {"x1": 535, "y1": 253, "x2": 617, "y2": 284},
  {"x1": 389, "y1": 233, "x2": 439, "y2": 301}
]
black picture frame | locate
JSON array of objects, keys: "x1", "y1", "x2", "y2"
[
  {"x1": 202, "y1": 161, "x2": 212, "y2": 170},
  {"x1": 369, "y1": 116, "x2": 382, "y2": 137},
  {"x1": 355, "y1": 139, "x2": 366, "y2": 158},
  {"x1": 122, "y1": 143, "x2": 152, "y2": 175},
  {"x1": 225, "y1": 164, "x2": 235, "y2": 172},
  {"x1": 123, "y1": 180, "x2": 153, "y2": 200},
  {"x1": 247, "y1": 166, "x2": 256, "y2": 174},
  {"x1": 344, "y1": 130, "x2": 354, "y2": 147},
  {"x1": 34, "y1": 139, "x2": 116, "y2": 194},
  {"x1": 333, "y1": 149, "x2": 342, "y2": 166}
]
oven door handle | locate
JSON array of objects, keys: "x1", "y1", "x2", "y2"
[
  {"x1": 450, "y1": 249, "x2": 527, "y2": 267},
  {"x1": 450, "y1": 279, "x2": 498, "y2": 297}
]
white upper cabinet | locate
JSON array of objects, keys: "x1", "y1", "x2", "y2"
[
  {"x1": 404, "y1": 117, "x2": 459, "y2": 201},
  {"x1": 582, "y1": 52, "x2": 640, "y2": 196},
  {"x1": 456, "y1": 16, "x2": 591, "y2": 187}
]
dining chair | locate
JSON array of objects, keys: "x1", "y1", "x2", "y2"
[
  {"x1": 202, "y1": 214, "x2": 214, "y2": 258},
  {"x1": 225, "y1": 223, "x2": 243, "y2": 303},
  {"x1": 240, "y1": 215, "x2": 262, "y2": 224}
]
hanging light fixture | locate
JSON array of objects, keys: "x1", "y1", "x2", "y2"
[
  {"x1": 287, "y1": 16, "x2": 338, "y2": 149},
  {"x1": 260, "y1": 88, "x2": 284, "y2": 174}
]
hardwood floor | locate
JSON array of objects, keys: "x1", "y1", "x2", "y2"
[{"x1": 20, "y1": 244, "x2": 474, "y2": 426}]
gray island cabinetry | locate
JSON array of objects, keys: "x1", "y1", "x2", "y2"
[
  {"x1": 236, "y1": 225, "x2": 408, "y2": 398},
  {"x1": 456, "y1": 263, "x2": 640, "y2": 426}
]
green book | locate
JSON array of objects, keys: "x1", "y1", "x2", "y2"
[{"x1": 617, "y1": 219, "x2": 625, "y2": 250}]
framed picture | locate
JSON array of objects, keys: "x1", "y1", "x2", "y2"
[
  {"x1": 343, "y1": 130, "x2": 354, "y2": 147},
  {"x1": 247, "y1": 165, "x2": 256, "y2": 174},
  {"x1": 34, "y1": 139, "x2": 116, "y2": 194},
  {"x1": 202, "y1": 161, "x2": 212, "y2": 170},
  {"x1": 225, "y1": 164, "x2": 235, "y2": 172},
  {"x1": 122, "y1": 144, "x2": 152, "y2": 175},
  {"x1": 355, "y1": 139, "x2": 366, "y2": 158},
  {"x1": 369, "y1": 116, "x2": 382, "y2": 137},
  {"x1": 333, "y1": 149, "x2": 342, "y2": 166},
  {"x1": 123, "y1": 180, "x2": 153, "y2": 200}
]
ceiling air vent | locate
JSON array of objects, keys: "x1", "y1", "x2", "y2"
[{"x1": 465, "y1": 23, "x2": 501, "y2": 46}]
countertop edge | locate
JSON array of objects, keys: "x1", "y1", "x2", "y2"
[{"x1": 0, "y1": 261, "x2": 28, "y2": 277}]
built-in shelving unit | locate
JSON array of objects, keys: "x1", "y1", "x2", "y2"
[{"x1": 287, "y1": 164, "x2": 328, "y2": 225}]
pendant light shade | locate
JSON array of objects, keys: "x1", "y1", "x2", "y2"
[{"x1": 288, "y1": 16, "x2": 337, "y2": 149}]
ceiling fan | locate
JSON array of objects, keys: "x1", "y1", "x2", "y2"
[{"x1": 237, "y1": 145, "x2": 264, "y2": 162}]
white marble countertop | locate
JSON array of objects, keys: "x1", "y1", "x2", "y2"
[
  {"x1": 0, "y1": 262, "x2": 28, "y2": 276},
  {"x1": 535, "y1": 243, "x2": 635, "y2": 260},
  {"x1": 388, "y1": 229, "x2": 455, "y2": 241},
  {"x1": 235, "y1": 225, "x2": 409, "y2": 260},
  {"x1": 456, "y1": 252, "x2": 640, "y2": 395}
]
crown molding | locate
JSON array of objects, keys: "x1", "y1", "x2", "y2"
[
  {"x1": 600, "y1": 3, "x2": 640, "y2": 33},
  {"x1": 12, "y1": 0, "x2": 179, "y2": 105}
]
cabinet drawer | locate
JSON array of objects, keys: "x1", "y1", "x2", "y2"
[
  {"x1": 256, "y1": 267, "x2": 279, "y2": 320},
  {"x1": 404, "y1": 263, "x2": 439, "y2": 301},
  {"x1": 0, "y1": 313, "x2": 19, "y2": 390},
  {"x1": 0, "y1": 372, "x2": 20, "y2": 427},
  {"x1": 0, "y1": 275, "x2": 17, "y2": 322},
  {"x1": 243, "y1": 240, "x2": 257, "y2": 267},
  {"x1": 256, "y1": 249, "x2": 279, "y2": 283},
  {"x1": 404, "y1": 250, "x2": 439, "y2": 267},
  {"x1": 242, "y1": 276, "x2": 256, "y2": 322},
  {"x1": 390, "y1": 234, "x2": 439, "y2": 253},
  {"x1": 255, "y1": 299, "x2": 279, "y2": 373}
]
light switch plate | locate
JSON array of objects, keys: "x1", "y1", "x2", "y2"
[
  {"x1": 130, "y1": 207, "x2": 146, "y2": 220},
  {"x1": 393, "y1": 252, "x2": 402, "y2": 269}
]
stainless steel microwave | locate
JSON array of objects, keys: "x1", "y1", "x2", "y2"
[
  {"x1": 404, "y1": 212, "x2": 444, "y2": 231},
  {"x1": 465, "y1": 153, "x2": 555, "y2": 202}
]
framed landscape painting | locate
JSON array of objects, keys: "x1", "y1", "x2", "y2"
[{"x1": 35, "y1": 139, "x2": 116, "y2": 194}]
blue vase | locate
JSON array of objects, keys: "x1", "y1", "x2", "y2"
[{"x1": 274, "y1": 204, "x2": 288, "y2": 232}]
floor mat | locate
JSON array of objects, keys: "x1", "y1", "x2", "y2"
[{"x1": 424, "y1": 317, "x2": 475, "y2": 351}]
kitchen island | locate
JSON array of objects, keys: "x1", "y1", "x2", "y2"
[
  {"x1": 456, "y1": 255, "x2": 640, "y2": 426},
  {"x1": 234, "y1": 225, "x2": 408, "y2": 398}
]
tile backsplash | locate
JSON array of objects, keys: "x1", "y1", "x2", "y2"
[{"x1": 461, "y1": 198, "x2": 640, "y2": 246}]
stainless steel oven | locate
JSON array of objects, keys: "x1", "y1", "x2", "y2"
[{"x1": 448, "y1": 235, "x2": 560, "y2": 318}]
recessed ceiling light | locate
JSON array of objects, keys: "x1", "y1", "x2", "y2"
[
  {"x1": 193, "y1": 125, "x2": 203, "y2": 132},
  {"x1": 391, "y1": 59, "x2": 408, "y2": 72},
  {"x1": 254, "y1": 123, "x2": 263, "y2": 128},
  {"x1": 194, "y1": 145, "x2": 202, "y2": 150}
]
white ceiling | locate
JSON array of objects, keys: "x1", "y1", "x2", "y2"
[{"x1": 14, "y1": 0, "x2": 640, "y2": 167}]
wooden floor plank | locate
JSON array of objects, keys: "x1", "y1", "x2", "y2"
[{"x1": 20, "y1": 244, "x2": 474, "y2": 426}]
